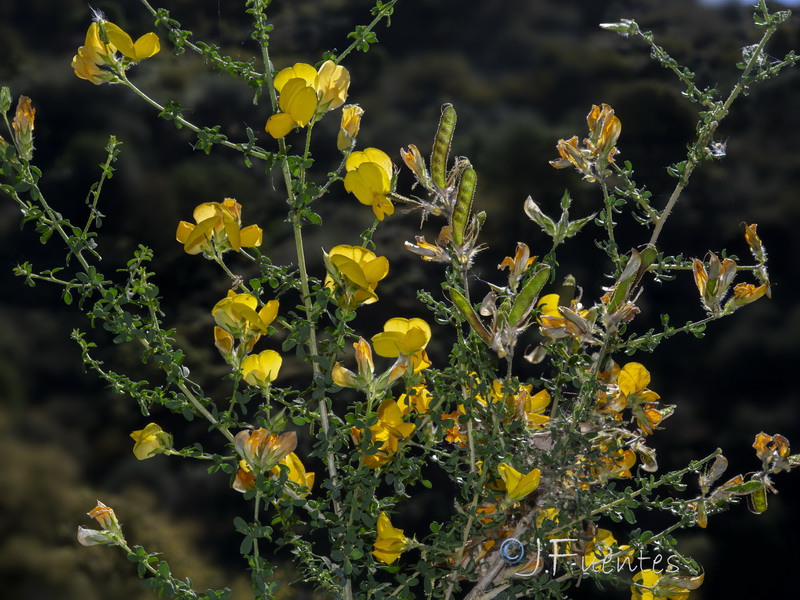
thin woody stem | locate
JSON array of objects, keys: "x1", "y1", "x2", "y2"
[
  {"x1": 647, "y1": 22, "x2": 781, "y2": 247},
  {"x1": 118, "y1": 73, "x2": 271, "y2": 160}
]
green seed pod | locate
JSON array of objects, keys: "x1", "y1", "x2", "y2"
[
  {"x1": 448, "y1": 287, "x2": 493, "y2": 345},
  {"x1": 452, "y1": 167, "x2": 476, "y2": 246},
  {"x1": 608, "y1": 245, "x2": 658, "y2": 313},
  {"x1": 748, "y1": 484, "x2": 768, "y2": 514},
  {"x1": 431, "y1": 104, "x2": 457, "y2": 190},
  {"x1": 661, "y1": 572, "x2": 705, "y2": 591},
  {"x1": 508, "y1": 265, "x2": 551, "y2": 326}
]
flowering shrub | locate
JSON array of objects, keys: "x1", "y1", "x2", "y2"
[{"x1": 2, "y1": 1, "x2": 800, "y2": 599}]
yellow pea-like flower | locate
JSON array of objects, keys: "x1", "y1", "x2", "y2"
[
  {"x1": 337, "y1": 104, "x2": 364, "y2": 152},
  {"x1": 103, "y1": 22, "x2": 160, "y2": 62},
  {"x1": 241, "y1": 350, "x2": 282, "y2": 387},
  {"x1": 631, "y1": 569, "x2": 696, "y2": 600},
  {"x1": 371, "y1": 317, "x2": 431, "y2": 358},
  {"x1": 271, "y1": 452, "x2": 315, "y2": 496},
  {"x1": 234, "y1": 429, "x2": 297, "y2": 473},
  {"x1": 71, "y1": 20, "x2": 159, "y2": 85},
  {"x1": 266, "y1": 61, "x2": 350, "y2": 139},
  {"x1": 130, "y1": 423, "x2": 173, "y2": 460},
  {"x1": 212, "y1": 290, "x2": 279, "y2": 340},
  {"x1": 324, "y1": 244, "x2": 389, "y2": 311},
  {"x1": 176, "y1": 198, "x2": 262, "y2": 256},
  {"x1": 316, "y1": 60, "x2": 350, "y2": 112},
  {"x1": 372, "y1": 512, "x2": 410, "y2": 565},
  {"x1": 497, "y1": 462, "x2": 541, "y2": 504},
  {"x1": 344, "y1": 148, "x2": 395, "y2": 220},
  {"x1": 266, "y1": 77, "x2": 318, "y2": 138}
]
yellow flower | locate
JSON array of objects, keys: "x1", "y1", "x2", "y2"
[
  {"x1": 498, "y1": 242, "x2": 536, "y2": 290},
  {"x1": 78, "y1": 500, "x2": 123, "y2": 546},
  {"x1": 618, "y1": 362, "x2": 663, "y2": 435},
  {"x1": 372, "y1": 317, "x2": 431, "y2": 358},
  {"x1": 332, "y1": 362, "x2": 358, "y2": 388},
  {"x1": 536, "y1": 293, "x2": 593, "y2": 339},
  {"x1": 12, "y1": 95, "x2": 35, "y2": 138},
  {"x1": 487, "y1": 379, "x2": 549, "y2": 427},
  {"x1": 535, "y1": 507, "x2": 561, "y2": 530},
  {"x1": 331, "y1": 338, "x2": 374, "y2": 389},
  {"x1": 233, "y1": 459, "x2": 256, "y2": 493},
  {"x1": 550, "y1": 136, "x2": 589, "y2": 174},
  {"x1": 589, "y1": 443, "x2": 637, "y2": 481},
  {"x1": 399, "y1": 144, "x2": 432, "y2": 189},
  {"x1": 71, "y1": 21, "x2": 159, "y2": 84},
  {"x1": 241, "y1": 350, "x2": 282, "y2": 387},
  {"x1": 586, "y1": 103, "x2": 622, "y2": 165},
  {"x1": 521, "y1": 389, "x2": 551, "y2": 428},
  {"x1": 266, "y1": 75, "x2": 318, "y2": 138},
  {"x1": 323, "y1": 244, "x2": 389, "y2": 311},
  {"x1": 441, "y1": 408, "x2": 467, "y2": 446},
  {"x1": 344, "y1": 148, "x2": 395, "y2": 220},
  {"x1": 497, "y1": 463, "x2": 541, "y2": 504},
  {"x1": 88, "y1": 501, "x2": 119, "y2": 530},
  {"x1": 726, "y1": 282, "x2": 769, "y2": 311},
  {"x1": 234, "y1": 429, "x2": 297, "y2": 472},
  {"x1": 744, "y1": 223, "x2": 766, "y2": 261},
  {"x1": 214, "y1": 326, "x2": 235, "y2": 360},
  {"x1": 72, "y1": 22, "x2": 116, "y2": 85},
  {"x1": 130, "y1": 423, "x2": 173, "y2": 460},
  {"x1": 377, "y1": 398, "x2": 416, "y2": 440},
  {"x1": 315, "y1": 60, "x2": 350, "y2": 112},
  {"x1": 397, "y1": 385, "x2": 433, "y2": 415},
  {"x1": 753, "y1": 432, "x2": 791, "y2": 473},
  {"x1": 332, "y1": 338, "x2": 409, "y2": 393},
  {"x1": 212, "y1": 290, "x2": 279, "y2": 341},
  {"x1": 581, "y1": 528, "x2": 622, "y2": 569},
  {"x1": 372, "y1": 512, "x2": 410, "y2": 565},
  {"x1": 176, "y1": 198, "x2": 262, "y2": 256},
  {"x1": 271, "y1": 452, "x2": 315, "y2": 496},
  {"x1": 631, "y1": 570, "x2": 697, "y2": 600},
  {"x1": 549, "y1": 104, "x2": 621, "y2": 180},
  {"x1": 692, "y1": 253, "x2": 737, "y2": 314},
  {"x1": 11, "y1": 96, "x2": 35, "y2": 160},
  {"x1": 103, "y1": 22, "x2": 160, "y2": 62},
  {"x1": 265, "y1": 61, "x2": 350, "y2": 138},
  {"x1": 337, "y1": 104, "x2": 364, "y2": 152},
  {"x1": 353, "y1": 399, "x2": 415, "y2": 469}
]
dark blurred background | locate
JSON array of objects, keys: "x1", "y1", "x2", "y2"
[{"x1": 2, "y1": 0, "x2": 800, "y2": 598}]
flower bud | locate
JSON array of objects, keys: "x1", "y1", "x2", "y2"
[
  {"x1": 0, "y1": 87, "x2": 11, "y2": 112},
  {"x1": 599, "y1": 19, "x2": 639, "y2": 36},
  {"x1": 331, "y1": 362, "x2": 358, "y2": 388},
  {"x1": 337, "y1": 104, "x2": 364, "y2": 152},
  {"x1": 214, "y1": 326, "x2": 235, "y2": 361},
  {"x1": 354, "y1": 338, "x2": 374, "y2": 380},
  {"x1": 12, "y1": 96, "x2": 35, "y2": 161},
  {"x1": 400, "y1": 143, "x2": 432, "y2": 188}
]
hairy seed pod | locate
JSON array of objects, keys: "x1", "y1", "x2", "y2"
[
  {"x1": 508, "y1": 265, "x2": 551, "y2": 326},
  {"x1": 608, "y1": 245, "x2": 658, "y2": 313},
  {"x1": 748, "y1": 484, "x2": 768, "y2": 514},
  {"x1": 431, "y1": 104, "x2": 457, "y2": 191},
  {"x1": 452, "y1": 167, "x2": 476, "y2": 246},
  {"x1": 696, "y1": 500, "x2": 708, "y2": 529},
  {"x1": 448, "y1": 287, "x2": 493, "y2": 345}
]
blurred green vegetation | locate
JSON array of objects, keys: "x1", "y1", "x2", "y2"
[{"x1": 2, "y1": 0, "x2": 800, "y2": 598}]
